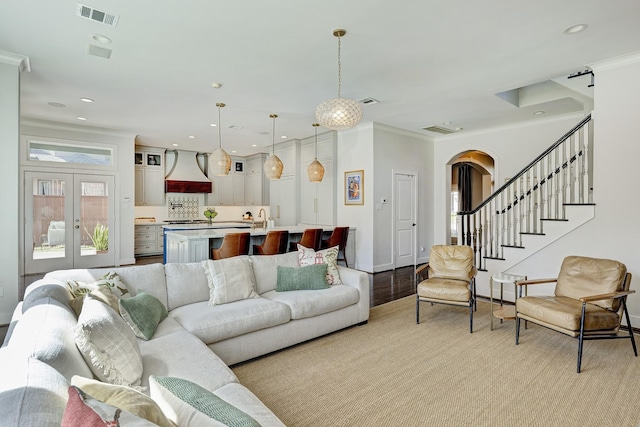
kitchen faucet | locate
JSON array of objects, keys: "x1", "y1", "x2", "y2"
[{"x1": 258, "y1": 208, "x2": 266, "y2": 230}]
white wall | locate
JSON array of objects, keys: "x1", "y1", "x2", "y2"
[
  {"x1": 21, "y1": 121, "x2": 137, "y2": 266},
  {"x1": 336, "y1": 124, "x2": 375, "y2": 272},
  {"x1": 372, "y1": 123, "x2": 434, "y2": 271},
  {"x1": 0, "y1": 54, "x2": 25, "y2": 324},
  {"x1": 508, "y1": 52, "x2": 640, "y2": 324}
]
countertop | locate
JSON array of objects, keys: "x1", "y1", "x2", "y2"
[{"x1": 164, "y1": 225, "x2": 339, "y2": 240}]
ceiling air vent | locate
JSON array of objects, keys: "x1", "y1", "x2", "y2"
[
  {"x1": 421, "y1": 125, "x2": 458, "y2": 135},
  {"x1": 77, "y1": 3, "x2": 120, "y2": 27},
  {"x1": 87, "y1": 44, "x2": 112, "y2": 59},
  {"x1": 358, "y1": 97, "x2": 380, "y2": 105}
]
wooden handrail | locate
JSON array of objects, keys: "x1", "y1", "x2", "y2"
[{"x1": 458, "y1": 114, "x2": 592, "y2": 216}]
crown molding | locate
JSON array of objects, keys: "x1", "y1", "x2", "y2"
[
  {"x1": 0, "y1": 50, "x2": 31, "y2": 73},
  {"x1": 588, "y1": 50, "x2": 640, "y2": 73}
]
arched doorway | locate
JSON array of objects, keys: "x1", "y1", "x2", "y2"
[{"x1": 450, "y1": 151, "x2": 494, "y2": 245}]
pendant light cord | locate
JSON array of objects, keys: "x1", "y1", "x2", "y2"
[
  {"x1": 337, "y1": 35, "x2": 342, "y2": 98},
  {"x1": 270, "y1": 114, "x2": 278, "y2": 154},
  {"x1": 216, "y1": 102, "x2": 225, "y2": 149}
]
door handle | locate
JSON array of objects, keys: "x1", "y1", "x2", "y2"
[
  {"x1": 74, "y1": 225, "x2": 80, "y2": 229},
  {"x1": 412, "y1": 223, "x2": 416, "y2": 227}
]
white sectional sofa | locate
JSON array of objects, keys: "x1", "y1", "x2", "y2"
[{"x1": 0, "y1": 251, "x2": 370, "y2": 426}]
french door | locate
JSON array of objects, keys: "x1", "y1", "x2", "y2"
[{"x1": 24, "y1": 172, "x2": 115, "y2": 274}]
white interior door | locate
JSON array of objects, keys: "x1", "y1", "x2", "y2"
[
  {"x1": 24, "y1": 172, "x2": 115, "y2": 274},
  {"x1": 394, "y1": 172, "x2": 417, "y2": 268}
]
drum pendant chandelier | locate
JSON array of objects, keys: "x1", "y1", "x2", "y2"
[
  {"x1": 209, "y1": 102, "x2": 232, "y2": 176},
  {"x1": 263, "y1": 114, "x2": 284, "y2": 180},
  {"x1": 307, "y1": 123, "x2": 325, "y2": 182},
  {"x1": 315, "y1": 29, "x2": 362, "y2": 131}
]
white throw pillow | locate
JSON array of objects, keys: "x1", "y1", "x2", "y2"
[
  {"x1": 201, "y1": 256, "x2": 259, "y2": 306},
  {"x1": 298, "y1": 244, "x2": 343, "y2": 285},
  {"x1": 75, "y1": 295, "x2": 144, "y2": 388}
]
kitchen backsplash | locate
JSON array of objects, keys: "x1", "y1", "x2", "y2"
[
  {"x1": 167, "y1": 196, "x2": 200, "y2": 219},
  {"x1": 135, "y1": 200, "x2": 270, "y2": 223}
]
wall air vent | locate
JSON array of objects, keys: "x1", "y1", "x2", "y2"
[
  {"x1": 358, "y1": 97, "x2": 380, "y2": 105},
  {"x1": 77, "y1": 3, "x2": 120, "y2": 27},
  {"x1": 421, "y1": 125, "x2": 458, "y2": 135}
]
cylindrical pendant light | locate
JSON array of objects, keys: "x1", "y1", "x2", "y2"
[
  {"x1": 263, "y1": 114, "x2": 284, "y2": 180},
  {"x1": 209, "y1": 102, "x2": 232, "y2": 176},
  {"x1": 307, "y1": 123, "x2": 325, "y2": 182}
]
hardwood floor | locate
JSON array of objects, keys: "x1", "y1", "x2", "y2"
[{"x1": 369, "y1": 266, "x2": 416, "y2": 307}]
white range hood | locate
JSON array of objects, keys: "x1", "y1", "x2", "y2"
[{"x1": 164, "y1": 150, "x2": 212, "y2": 193}]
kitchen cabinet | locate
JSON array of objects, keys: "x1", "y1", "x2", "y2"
[
  {"x1": 135, "y1": 147, "x2": 165, "y2": 206},
  {"x1": 134, "y1": 224, "x2": 163, "y2": 256},
  {"x1": 300, "y1": 131, "x2": 336, "y2": 225},
  {"x1": 207, "y1": 156, "x2": 245, "y2": 206},
  {"x1": 269, "y1": 140, "x2": 299, "y2": 226},
  {"x1": 244, "y1": 153, "x2": 269, "y2": 206},
  {"x1": 270, "y1": 175, "x2": 296, "y2": 226},
  {"x1": 166, "y1": 234, "x2": 209, "y2": 263}
]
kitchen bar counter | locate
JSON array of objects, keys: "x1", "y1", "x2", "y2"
[{"x1": 164, "y1": 226, "x2": 355, "y2": 264}]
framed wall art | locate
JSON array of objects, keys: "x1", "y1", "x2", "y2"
[{"x1": 344, "y1": 170, "x2": 364, "y2": 205}]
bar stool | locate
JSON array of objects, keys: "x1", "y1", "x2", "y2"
[
  {"x1": 211, "y1": 232, "x2": 250, "y2": 260},
  {"x1": 320, "y1": 227, "x2": 349, "y2": 267},
  {"x1": 289, "y1": 228, "x2": 323, "y2": 252},
  {"x1": 253, "y1": 230, "x2": 289, "y2": 255}
]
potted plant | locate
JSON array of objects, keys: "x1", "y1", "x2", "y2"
[
  {"x1": 88, "y1": 223, "x2": 109, "y2": 253},
  {"x1": 204, "y1": 207, "x2": 218, "y2": 225}
]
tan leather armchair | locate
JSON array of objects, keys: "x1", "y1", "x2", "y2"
[
  {"x1": 515, "y1": 255, "x2": 637, "y2": 372},
  {"x1": 211, "y1": 232, "x2": 250, "y2": 260},
  {"x1": 416, "y1": 245, "x2": 477, "y2": 333}
]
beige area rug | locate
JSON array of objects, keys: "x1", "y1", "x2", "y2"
[{"x1": 233, "y1": 296, "x2": 640, "y2": 427}]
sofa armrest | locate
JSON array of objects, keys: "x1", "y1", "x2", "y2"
[{"x1": 337, "y1": 266, "x2": 370, "y2": 322}]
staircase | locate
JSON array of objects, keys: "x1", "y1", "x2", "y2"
[{"x1": 457, "y1": 115, "x2": 594, "y2": 294}]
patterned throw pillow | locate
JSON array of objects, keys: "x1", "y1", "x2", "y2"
[
  {"x1": 149, "y1": 376, "x2": 260, "y2": 427},
  {"x1": 62, "y1": 386, "x2": 158, "y2": 427},
  {"x1": 66, "y1": 271, "x2": 132, "y2": 299},
  {"x1": 298, "y1": 244, "x2": 343, "y2": 285},
  {"x1": 70, "y1": 376, "x2": 176, "y2": 427}
]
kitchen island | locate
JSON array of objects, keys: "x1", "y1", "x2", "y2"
[{"x1": 164, "y1": 226, "x2": 355, "y2": 265}]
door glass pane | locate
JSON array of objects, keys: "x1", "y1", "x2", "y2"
[
  {"x1": 32, "y1": 178, "x2": 66, "y2": 259},
  {"x1": 80, "y1": 180, "x2": 109, "y2": 256}
]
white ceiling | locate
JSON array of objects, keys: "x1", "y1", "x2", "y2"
[{"x1": 1, "y1": 0, "x2": 639, "y2": 156}]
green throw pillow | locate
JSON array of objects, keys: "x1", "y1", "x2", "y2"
[
  {"x1": 119, "y1": 292, "x2": 168, "y2": 340},
  {"x1": 150, "y1": 376, "x2": 260, "y2": 427},
  {"x1": 276, "y1": 264, "x2": 329, "y2": 292}
]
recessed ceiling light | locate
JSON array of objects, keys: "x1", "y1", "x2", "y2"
[
  {"x1": 231, "y1": 150, "x2": 237, "y2": 153},
  {"x1": 280, "y1": 136, "x2": 287, "y2": 139},
  {"x1": 77, "y1": 117, "x2": 87, "y2": 121},
  {"x1": 211, "y1": 82, "x2": 222, "y2": 89},
  {"x1": 442, "y1": 121, "x2": 453, "y2": 125},
  {"x1": 210, "y1": 123, "x2": 217, "y2": 127},
  {"x1": 172, "y1": 143, "x2": 179, "y2": 147},
  {"x1": 533, "y1": 110, "x2": 546, "y2": 115},
  {"x1": 47, "y1": 102, "x2": 66, "y2": 107},
  {"x1": 188, "y1": 135, "x2": 195, "y2": 139},
  {"x1": 563, "y1": 23, "x2": 588, "y2": 34},
  {"x1": 251, "y1": 144, "x2": 257, "y2": 147},
  {"x1": 455, "y1": 127, "x2": 463, "y2": 131},
  {"x1": 92, "y1": 34, "x2": 112, "y2": 44},
  {"x1": 80, "y1": 97, "x2": 94, "y2": 103}
]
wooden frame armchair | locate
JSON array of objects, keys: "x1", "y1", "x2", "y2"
[
  {"x1": 416, "y1": 245, "x2": 477, "y2": 333},
  {"x1": 515, "y1": 255, "x2": 637, "y2": 373}
]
